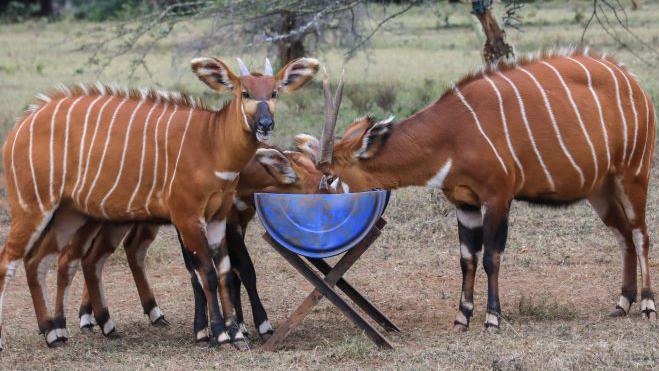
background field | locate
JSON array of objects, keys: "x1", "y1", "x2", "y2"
[{"x1": 0, "y1": 1, "x2": 658, "y2": 369}]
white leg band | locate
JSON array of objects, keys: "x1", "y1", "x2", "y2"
[
  {"x1": 217, "y1": 332, "x2": 230, "y2": 343},
  {"x1": 618, "y1": 296, "x2": 631, "y2": 313},
  {"x1": 258, "y1": 320, "x2": 273, "y2": 335},
  {"x1": 102, "y1": 319, "x2": 115, "y2": 335},
  {"x1": 485, "y1": 313, "x2": 499, "y2": 327},
  {"x1": 80, "y1": 313, "x2": 93, "y2": 328},
  {"x1": 148, "y1": 306, "x2": 163, "y2": 323}
]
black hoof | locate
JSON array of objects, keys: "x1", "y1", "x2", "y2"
[
  {"x1": 232, "y1": 338, "x2": 250, "y2": 351},
  {"x1": 452, "y1": 322, "x2": 469, "y2": 333},
  {"x1": 259, "y1": 330, "x2": 274, "y2": 342},
  {"x1": 151, "y1": 316, "x2": 170, "y2": 327},
  {"x1": 609, "y1": 306, "x2": 628, "y2": 317},
  {"x1": 641, "y1": 310, "x2": 657, "y2": 321},
  {"x1": 47, "y1": 338, "x2": 66, "y2": 348},
  {"x1": 80, "y1": 324, "x2": 94, "y2": 335}
]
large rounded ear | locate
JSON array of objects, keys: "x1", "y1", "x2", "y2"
[
  {"x1": 294, "y1": 134, "x2": 320, "y2": 163},
  {"x1": 356, "y1": 116, "x2": 395, "y2": 160},
  {"x1": 275, "y1": 57, "x2": 320, "y2": 93},
  {"x1": 191, "y1": 57, "x2": 240, "y2": 92},
  {"x1": 255, "y1": 148, "x2": 298, "y2": 184}
]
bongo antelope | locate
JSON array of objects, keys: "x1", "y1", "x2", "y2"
[
  {"x1": 0, "y1": 56, "x2": 319, "y2": 349},
  {"x1": 298, "y1": 48, "x2": 656, "y2": 331},
  {"x1": 51, "y1": 147, "x2": 325, "y2": 344}
]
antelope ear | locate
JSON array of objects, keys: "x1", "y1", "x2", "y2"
[
  {"x1": 294, "y1": 134, "x2": 320, "y2": 163},
  {"x1": 191, "y1": 57, "x2": 239, "y2": 92},
  {"x1": 356, "y1": 116, "x2": 395, "y2": 160},
  {"x1": 275, "y1": 57, "x2": 320, "y2": 93},
  {"x1": 255, "y1": 148, "x2": 298, "y2": 184}
]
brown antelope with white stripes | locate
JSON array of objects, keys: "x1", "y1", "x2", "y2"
[
  {"x1": 0, "y1": 56, "x2": 319, "y2": 349},
  {"x1": 298, "y1": 48, "x2": 656, "y2": 331},
  {"x1": 48, "y1": 146, "x2": 325, "y2": 345}
]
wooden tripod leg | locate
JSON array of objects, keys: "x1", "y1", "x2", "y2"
[
  {"x1": 307, "y1": 258, "x2": 400, "y2": 332},
  {"x1": 265, "y1": 239, "x2": 392, "y2": 350}
]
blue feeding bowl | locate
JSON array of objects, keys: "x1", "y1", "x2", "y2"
[{"x1": 255, "y1": 190, "x2": 389, "y2": 258}]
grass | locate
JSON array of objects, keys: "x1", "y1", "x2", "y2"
[{"x1": 1, "y1": 1, "x2": 659, "y2": 369}]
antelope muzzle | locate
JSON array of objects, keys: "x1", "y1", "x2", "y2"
[{"x1": 255, "y1": 101, "x2": 274, "y2": 143}]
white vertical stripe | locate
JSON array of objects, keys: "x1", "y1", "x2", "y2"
[
  {"x1": 518, "y1": 66, "x2": 586, "y2": 187},
  {"x1": 453, "y1": 86, "x2": 508, "y2": 175},
  {"x1": 126, "y1": 102, "x2": 161, "y2": 214},
  {"x1": 76, "y1": 97, "x2": 115, "y2": 204},
  {"x1": 11, "y1": 108, "x2": 44, "y2": 209},
  {"x1": 160, "y1": 106, "x2": 179, "y2": 196},
  {"x1": 588, "y1": 57, "x2": 629, "y2": 163},
  {"x1": 99, "y1": 99, "x2": 147, "y2": 218},
  {"x1": 145, "y1": 103, "x2": 170, "y2": 214},
  {"x1": 483, "y1": 75, "x2": 525, "y2": 189},
  {"x1": 60, "y1": 96, "x2": 85, "y2": 197},
  {"x1": 636, "y1": 91, "x2": 651, "y2": 176},
  {"x1": 496, "y1": 71, "x2": 555, "y2": 191},
  {"x1": 167, "y1": 109, "x2": 195, "y2": 195},
  {"x1": 565, "y1": 56, "x2": 611, "y2": 172},
  {"x1": 607, "y1": 62, "x2": 639, "y2": 166},
  {"x1": 29, "y1": 104, "x2": 49, "y2": 214},
  {"x1": 71, "y1": 95, "x2": 105, "y2": 200},
  {"x1": 541, "y1": 60, "x2": 599, "y2": 189},
  {"x1": 48, "y1": 98, "x2": 68, "y2": 204},
  {"x1": 84, "y1": 98, "x2": 129, "y2": 212}
]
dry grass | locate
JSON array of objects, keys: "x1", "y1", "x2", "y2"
[{"x1": 1, "y1": 1, "x2": 659, "y2": 369}]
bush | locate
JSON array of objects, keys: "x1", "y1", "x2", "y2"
[{"x1": 72, "y1": 0, "x2": 150, "y2": 21}]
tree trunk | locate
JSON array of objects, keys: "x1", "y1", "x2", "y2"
[
  {"x1": 472, "y1": 1, "x2": 513, "y2": 64},
  {"x1": 275, "y1": 11, "x2": 308, "y2": 67},
  {"x1": 37, "y1": 0, "x2": 53, "y2": 16}
]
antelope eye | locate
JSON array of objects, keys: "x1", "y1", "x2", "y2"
[
  {"x1": 271, "y1": 91, "x2": 278, "y2": 99},
  {"x1": 242, "y1": 91, "x2": 250, "y2": 99}
]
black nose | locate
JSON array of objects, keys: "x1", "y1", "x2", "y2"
[{"x1": 257, "y1": 117, "x2": 274, "y2": 132}]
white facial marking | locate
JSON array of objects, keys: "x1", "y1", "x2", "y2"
[
  {"x1": 219, "y1": 255, "x2": 231, "y2": 275},
  {"x1": 206, "y1": 219, "x2": 227, "y2": 248},
  {"x1": 426, "y1": 159, "x2": 453, "y2": 188},
  {"x1": 617, "y1": 295, "x2": 631, "y2": 313},
  {"x1": 518, "y1": 66, "x2": 586, "y2": 187},
  {"x1": 457, "y1": 209, "x2": 482, "y2": 229},
  {"x1": 149, "y1": 306, "x2": 163, "y2": 323},
  {"x1": 215, "y1": 171, "x2": 239, "y2": 181},
  {"x1": 259, "y1": 320, "x2": 273, "y2": 334},
  {"x1": 341, "y1": 180, "x2": 350, "y2": 193},
  {"x1": 167, "y1": 109, "x2": 195, "y2": 195}
]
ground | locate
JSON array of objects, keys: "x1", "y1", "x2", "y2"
[{"x1": 0, "y1": 1, "x2": 658, "y2": 369}]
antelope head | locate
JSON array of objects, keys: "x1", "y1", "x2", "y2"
[
  {"x1": 236, "y1": 147, "x2": 326, "y2": 196},
  {"x1": 295, "y1": 68, "x2": 395, "y2": 192},
  {"x1": 191, "y1": 56, "x2": 320, "y2": 143}
]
